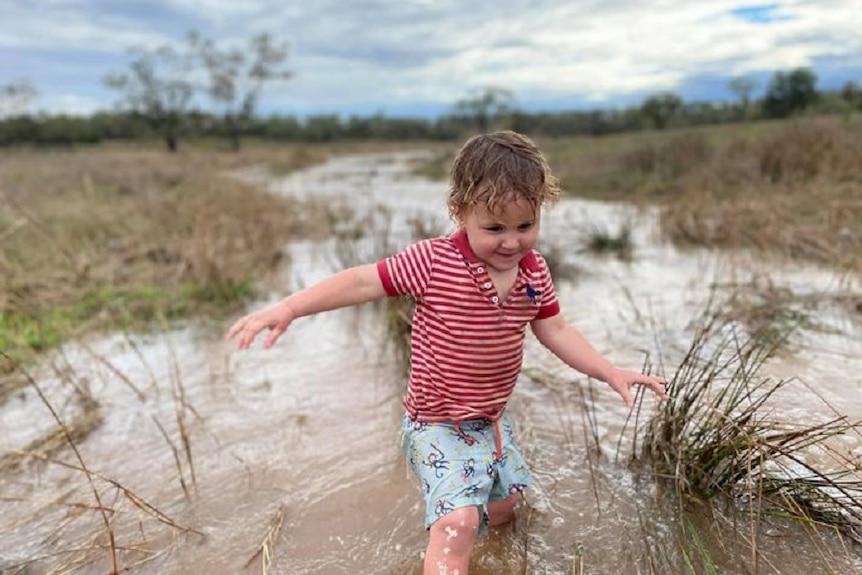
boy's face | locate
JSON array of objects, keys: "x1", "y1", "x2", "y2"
[{"x1": 459, "y1": 199, "x2": 540, "y2": 273}]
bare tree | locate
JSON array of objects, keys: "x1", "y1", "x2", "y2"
[
  {"x1": 729, "y1": 76, "x2": 758, "y2": 120},
  {"x1": 0, "y1": 79, "x2": 37, "y2": 118},
  {"x1": 452, "y1": 86, "x2": 516, "y2": 132},
  {"x1": 104, "y1": 44, "x2": 194, "y2": 152},
  {"x1": 189, "y1": 32, "x2": 292, "y2": 151}
]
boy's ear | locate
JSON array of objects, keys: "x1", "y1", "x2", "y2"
[{"x1": 451, "y1": 207, "x2": 466, "y2": 226}]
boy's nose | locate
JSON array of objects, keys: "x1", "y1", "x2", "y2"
[{"x1": 501, "y1": 236, "x2": 519, "y2": 249}]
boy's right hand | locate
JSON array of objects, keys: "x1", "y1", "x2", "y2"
[{"x1": 226, "y1": 301, "x2": 295, "y2": 349}]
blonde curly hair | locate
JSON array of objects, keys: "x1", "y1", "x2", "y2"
[{"x1": 447, "y1": 130, "x2": 561, "y2": 222}]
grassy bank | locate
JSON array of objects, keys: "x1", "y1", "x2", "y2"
[
  {"x1": 546, "y1": 116, "x2": 862, "y2": 273},
  {"x1": 0, "y1": 142, "x2": 344, "y2": 377}
]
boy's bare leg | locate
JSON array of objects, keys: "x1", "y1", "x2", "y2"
[
  {"x1": 488, "y1": 493, "x2": 520, "y2": 526},
  {"x1": 424, "y1": 506, "x2": 480, "y2": 575}
]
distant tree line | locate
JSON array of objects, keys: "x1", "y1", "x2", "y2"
[{"x1": 1, "y1": 61, "x2": 860, "y2": 149}]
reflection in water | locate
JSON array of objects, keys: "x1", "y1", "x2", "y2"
[{"x1": 1, "y1": 152, "x2": 861, "y2": 574}]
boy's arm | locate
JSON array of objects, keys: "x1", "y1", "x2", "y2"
[
  {"x1": 530, "y1": 314, "x2": 667, "y2": 407},
  {"x1": 228, "y1": 263, "x2": 386, "y2": 349},
  {"x1": 285, "y1": 263, "x2": 387, "y2": 318}
]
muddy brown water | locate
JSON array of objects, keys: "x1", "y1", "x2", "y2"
[{"x1": 2, "y1": 152, "x2": 861, "y2": 574}]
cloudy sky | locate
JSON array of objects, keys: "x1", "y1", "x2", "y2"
[{"x1": 2, "y1": 0, "x2": 861, "y2": 118}]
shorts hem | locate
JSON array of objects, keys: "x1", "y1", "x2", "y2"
[
  {"x1": 425, "y1": 498, "x2": 487, "y2": 530},
  {"x1": 488, "y1": 481, "x2": 531, "y2": 503}
]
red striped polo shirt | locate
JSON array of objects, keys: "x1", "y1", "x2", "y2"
[{"x1": 376, "y1": 228, "x2": 560, "y2": 423}]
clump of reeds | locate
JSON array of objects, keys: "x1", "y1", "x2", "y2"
[
  {"x1": 538, "y1": 245, "x2": 584, "y2": 285},
  {"x1": 577, "y1": 220, "x2": 634, "y2": 261},
  {"x1": 714, "y1": 275, "x2": 825, "y2": 352},
  {"x1": 636, "y1": 293, "x2": 862, "y2": 560}
]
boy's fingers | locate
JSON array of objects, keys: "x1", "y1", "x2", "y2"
[
  {"x1": 237, "y1": 323, "x2": 261, "y2": 349},
  {"x1": 617, "y1": 385, "x2": 634, "y2": 408},
  {"x1": 226, "y1": 319, "x2": 243, "y2": 339},
  {"x1": 264, "y1": 326, "x2": 285, "y2": 348},
  {"x1": 227, "y1": 315, "x2": 255, "y2": 340},
  {"x1": 644, "y1": 377, "x2": 668, "y2": 399}
]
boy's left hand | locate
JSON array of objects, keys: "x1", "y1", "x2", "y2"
[{"x1": 607, "y1": 368, "x2": 668, "y2": 408}]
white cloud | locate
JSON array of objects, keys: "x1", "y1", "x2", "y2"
[
  {"x1": 0, "y1": 3, "x2": 174, "y2": 52},
  {"x1": 1, "y1": 0, "x2": 861, "y2": 116}
]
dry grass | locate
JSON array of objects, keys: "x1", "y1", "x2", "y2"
[
  {"x1": 415, "y1": 117, "x2": 862, "y2": 273},
  {"x1": 0, "y1": 344, "x2": 206, "y2": 574},
  {"x1": 0, "y1": 142, "x2": 351, "y2": 397},
  {"x1": 0, "y1": 145, "x2": 318, "y2": 309},
  {"x1": 244, "y1": 503, "x2": 287, "y2": 575},
  {"x1": 633, "y1": 292, "x2": 862, "y2": 572},
  {"x1": 545, "y1": 116, "x2": 862, "y2": 274},
  {"x1": 518, "y1": 285, "x2": 862, "y2": 573}
]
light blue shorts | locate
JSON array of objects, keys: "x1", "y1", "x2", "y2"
[{"x1": 401, "y1": 411, "x2": 533, "y2": 532}]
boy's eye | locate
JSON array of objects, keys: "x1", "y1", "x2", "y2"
[
  {"x1": 484, "y1": 225, "x2": 503, "y2": 232},
  {"x1": 518, "y1": 222, "x2": 534, "y2": 231}
]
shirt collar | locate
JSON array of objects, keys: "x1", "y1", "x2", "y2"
[{"x1": 449, "y1": 228, "x2": 541, "y2": 272}]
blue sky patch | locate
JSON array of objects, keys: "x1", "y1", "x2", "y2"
[{"x1": 730, "y1": 4, "x2": 793, "y2": 24}]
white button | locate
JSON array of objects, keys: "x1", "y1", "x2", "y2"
[
  {"x1": 483, "y1": 282, "x2": 492, "y2": 289},
  {"x1": 492, "y1": 296, "x2": 500, "y2": 303},
  {"x1": 477, "y1": 267, "x2": 485, "y2": 273}
]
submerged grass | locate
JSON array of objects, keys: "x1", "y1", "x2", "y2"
[
  {"x1": 578, "y1": 219, "x2": 635, "y2": 261},
  {"x1": 631, "y1": 291, "x2": 862, "y2": 572},
  {"x1": 244, "y1": 503, "x2": 287, "y2": 575},
  {"x1": 0, "y1": 343, "x2": 206, "y2": 574},
  {"x1": 520, "y1": 282, "x2": 861, "y2": 572}
]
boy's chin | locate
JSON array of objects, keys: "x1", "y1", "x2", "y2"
[{"x1": 486, "y1": 255, "x2": 521, "y2": 271}]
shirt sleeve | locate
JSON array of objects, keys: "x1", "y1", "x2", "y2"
[
  {"x1": 376, "y1": 238, "x2": 436, "y2": 298},
  {"x1": 531, "y1": 251, "x2": 560, "y2": 320}
]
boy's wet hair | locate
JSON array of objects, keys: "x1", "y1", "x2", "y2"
[{"x1": 448, "y1": 130, "x2": 561, "y2": 221}]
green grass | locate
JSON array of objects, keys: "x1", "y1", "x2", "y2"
[{"x1": 0, "y1": 278, "x2": 254, "y2": 366}]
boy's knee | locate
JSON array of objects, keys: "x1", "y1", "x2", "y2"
[
  {"x1": 488, "y1": 492, "x2": 521, "y2": 526},
  {"x1": 429, "y1": 506, "x2": 480, "y2": 553}
]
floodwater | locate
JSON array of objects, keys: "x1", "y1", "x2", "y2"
[{"x1": 2, "y1": 151, "x2": 861, "y2": 574}]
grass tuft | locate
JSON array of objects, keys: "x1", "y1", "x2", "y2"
[{"x1": 635, "y1": 290, "x2": 862, "y2": 569}]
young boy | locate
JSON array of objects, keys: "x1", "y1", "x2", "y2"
[{"x1": 227, "y1": 130, "x2": 667, "y2": 574}]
